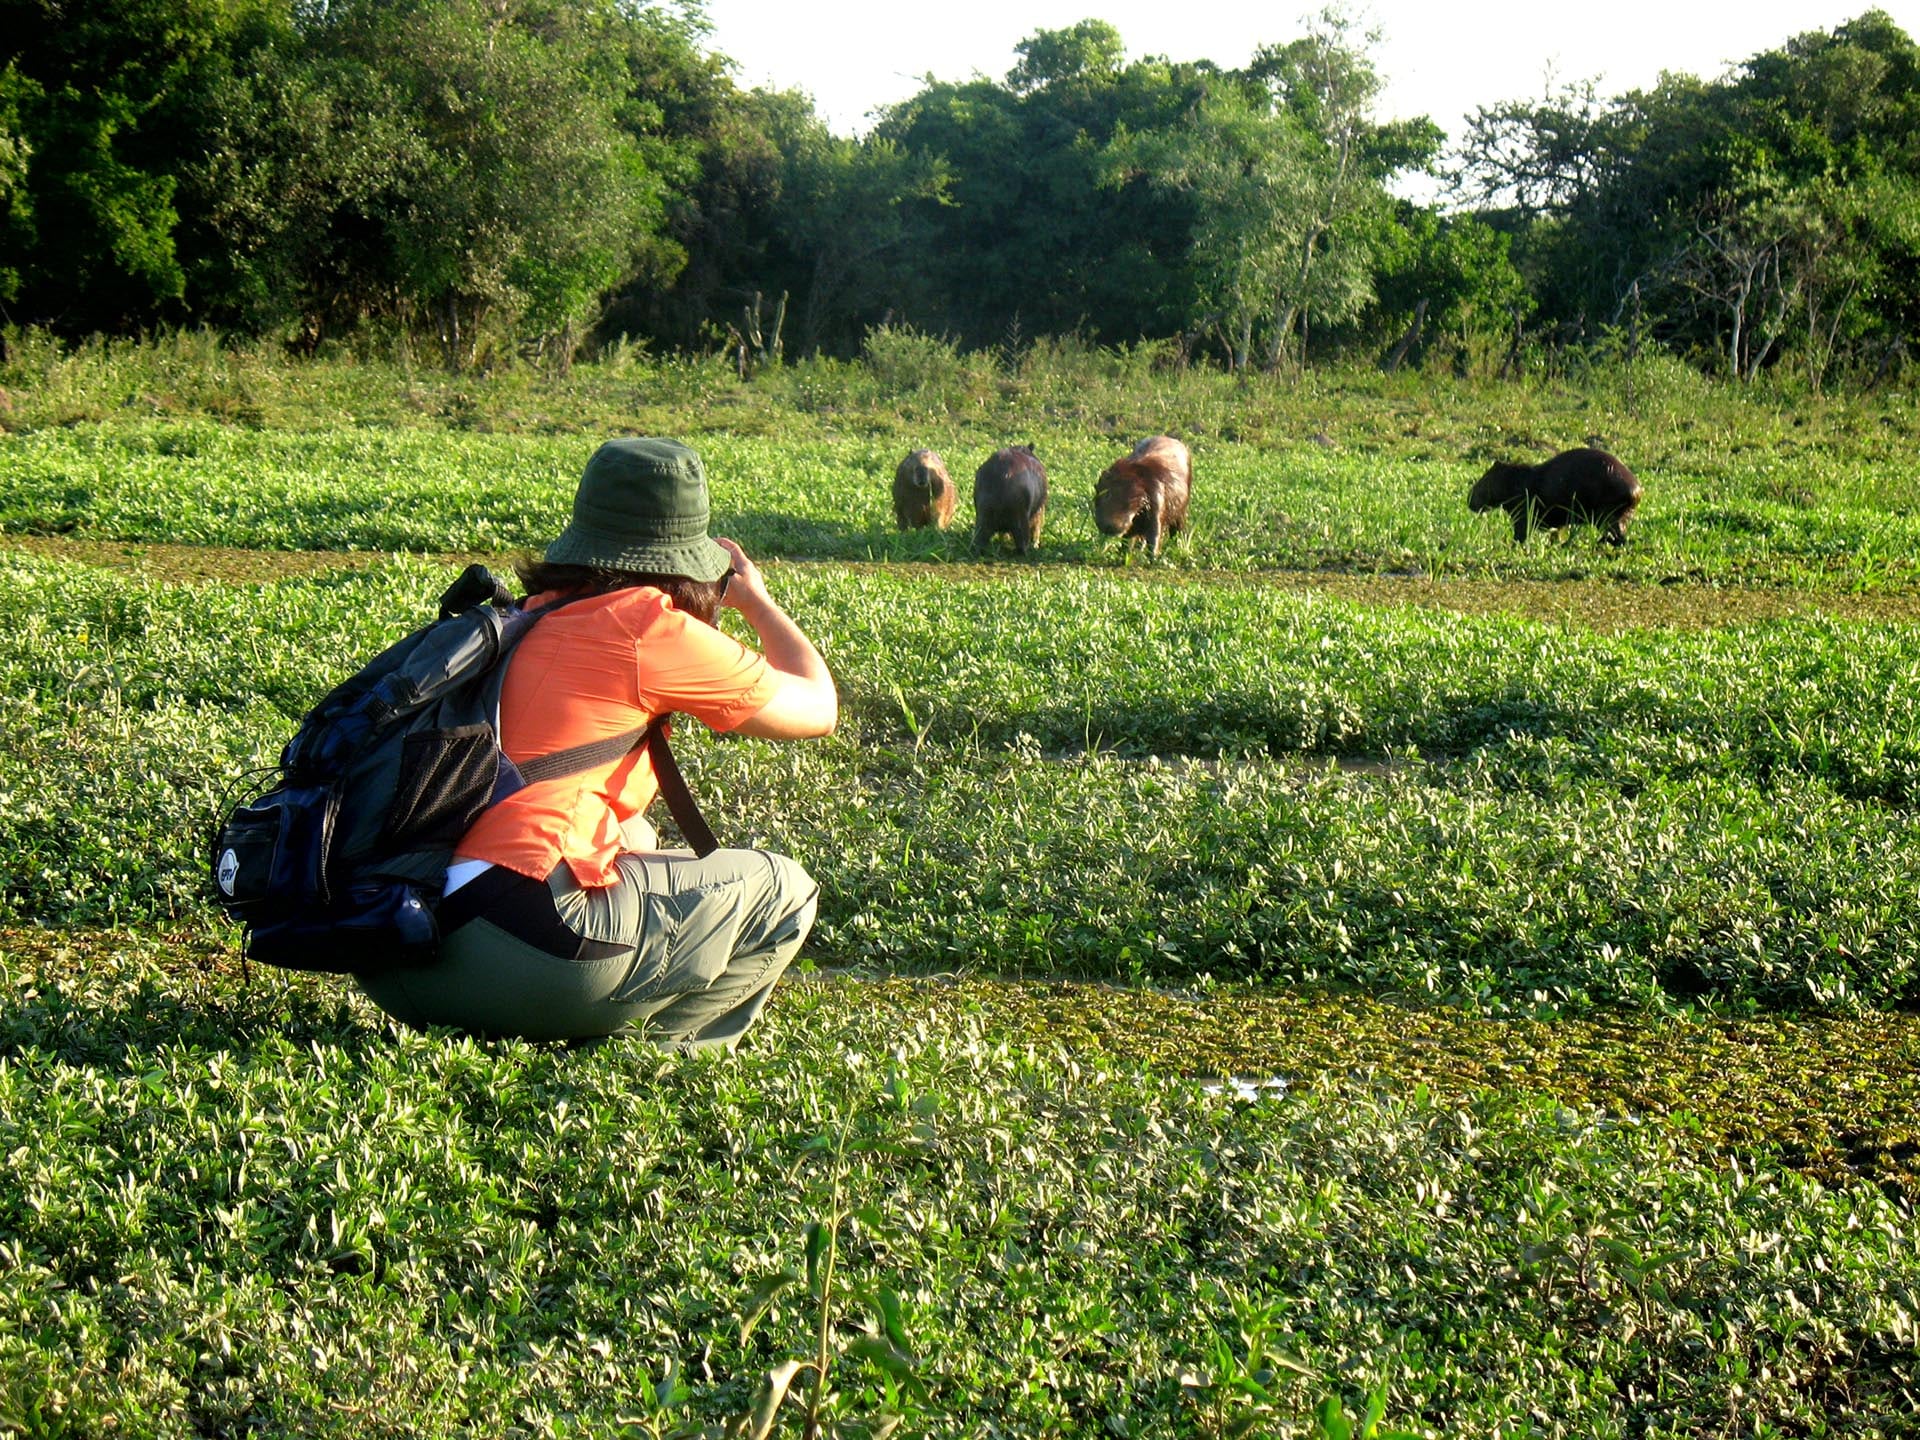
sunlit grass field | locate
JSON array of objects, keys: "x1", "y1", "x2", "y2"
[
  {"x1": 4, "y1": 408, "x2": 1918, "y2": 592},
  {"x1": 3, "y1": 339, "x2": 1918, "y2": 1436}
]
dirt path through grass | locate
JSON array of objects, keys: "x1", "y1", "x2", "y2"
[{"x1": 13, "y1": 532, "x2": 1920, "y2": 628}]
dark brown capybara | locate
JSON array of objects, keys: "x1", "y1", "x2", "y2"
[
  {"x1": 1468, "y1": 447, "x2": 1642, "y2": 545},
  {"x1": 1093, "y1": 435, "x2": 1192, "y2": 559},
  {"x1": 893, "y1": 448, "x2": 955, "y2": 530},
  {"x1": 973, "y1": 444, "x2": 1048, "y2": 556}
]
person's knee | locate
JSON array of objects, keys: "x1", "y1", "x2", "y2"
[{"x1": 761, "y1": 850, "x2": 819, "y2": 935}]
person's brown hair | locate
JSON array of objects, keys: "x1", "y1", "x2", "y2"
[{"x1": 515, "y1": 558, "x2": 726, "y2": 625}]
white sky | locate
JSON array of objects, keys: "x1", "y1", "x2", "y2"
[{"x1": 703, "y1": 0, "x2": 1918, "y2": 198}]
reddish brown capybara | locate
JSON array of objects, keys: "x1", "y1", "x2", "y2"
[
  {"x1": 1094, "y1": 435, "x2": 1192, "y2": 559},
  {"x1": 972, "y1": 444, "x2": 1048, "y2": 556},
  {"x1": 1468, "y1": 447, "x2": 1642, "y2": 545},
  {"x1": 892, "y1": 448, "x2": 955, "y2": 530}
]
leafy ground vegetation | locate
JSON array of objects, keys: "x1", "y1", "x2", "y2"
[{"x1": 2, "y1": 338, "x2": 1919, "y2": 1435}]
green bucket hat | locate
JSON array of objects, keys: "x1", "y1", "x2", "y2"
[{"x1": 544, "y1": 437, "x2": 732, "y2": 583}]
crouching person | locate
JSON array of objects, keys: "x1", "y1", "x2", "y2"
[{"x1": 358, "y1": 437, "x2": 837, "y2": 1052}]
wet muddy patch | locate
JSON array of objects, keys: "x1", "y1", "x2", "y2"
[{"x1": 11, "y1": 924, "x2": 1911, "y2": 1199}]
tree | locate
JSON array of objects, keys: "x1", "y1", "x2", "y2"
[
  {"x1": 0, "y1": 0, "x2": 286, "y2": 328},
  {"x1": 0, "y1": 0, "x2": 710, "y2": 354},
  {"x1": 1007, "y1": 19, "x2": 1125, "y2": 95},
  {"x1": 174, "y1": 23, "x2": 420, "y2": 341},
  {"x1": 877, "y1": 33, "x2": 1207, "y2": 350},
  {"x1": 1370, "y1": 205, "x2": 1531, "y2": 367},
  {"x1": 1108, "y1": 84, "x2": 1299, "y2": 370},
  {"x1": 267, "y1": 0, "x2": 683, "y2": 366},
  {"x1": 1247, "y1": 10, "x2": 1439, "y2": 366},
  {"x1": 1449, "y1": 77, "x2": 1617, "y2": 219},
  {"x1": 0, "y1": 64, "x2": 34, "y2": 302},
  {"x1": 775, "y1": 124, "x2": 949, "y2": 356},
  {"x1": 1107, "y1": 9, "x2": 1435, "y2": 370},
  {"x1": 1450, "y1": 9, "x2": 1920, "y2": 378},
  {"x1": 597, "y1": 24, "x2": 801, "y2": 352}
]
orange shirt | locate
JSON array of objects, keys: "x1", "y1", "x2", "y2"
[{"x1": 455, "y1": 587, "x2": 776, "y2": 886}]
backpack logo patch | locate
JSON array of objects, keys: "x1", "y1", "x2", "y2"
[{"x1": 216, "y1": 848, "x2": 240, "y2": 896}]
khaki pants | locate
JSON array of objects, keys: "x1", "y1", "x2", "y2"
[{"x1": 358, "y1": 847, "x2": 818, "y2": 1051}]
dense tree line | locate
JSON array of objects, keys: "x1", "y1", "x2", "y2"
[
  {"x1": 0, "y1": 1, "x2": 1914, "y2": 381},
  {"x1": 1455, "y1": 8, "x2": 1920, "y2": 385}
]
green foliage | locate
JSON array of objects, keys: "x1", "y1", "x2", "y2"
[
  {"x1": 1007, "y1": 20, "x2": 1127, "y2": 94},
  {"x1": 8, "y1": 536, "x2": 1920, "y2": 1014},
  {"x1": 0, "y1": 0, "x2": 287, "y2": 325},
  {"x1": 1370, "y1": 206, "x2": 1531, "y2": 363},
  {"x1": 174, "y1": 27, "x2": 413, "y2": 340},
  {"x1": 5, "y1": 349, "x2": 1920, "y2": 1435},
  {"x1": 0, "y1": 0, "x2": 705, "y2": 361},
  {"x1": 0, "y1": 62, "x2": 36, "y2": 302},
  {"x1": 1, "y1": 938, "x2": 1916, "y2": 1435},
  {"x1": 1455, "y1": 9, "x2": 1920, "y2": 383},
  {"x1": 773, "y1": 129, "x2": 950, "y2": 357},
  {"x1": 1111, "y1": 83, "x2": 1308, "y2": 370},
  {"x1": 5, "y1": 5, "x2": 1915, "y2": 377},
  {"x1": 873, "y1": 31, "x2": 1210, "y2": 350},
  {"x1": 305, "y1": 0, "x2": 683, "y2": 367}
]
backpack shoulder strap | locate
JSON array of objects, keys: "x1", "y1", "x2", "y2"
[
  {"x1": 515, "y1": 721, "x2": 656, "y2": 786},
  {"x1": 512, "y1": 719, "x2": 719, "y2": 858}
]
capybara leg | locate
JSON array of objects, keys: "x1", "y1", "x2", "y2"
[
  {"x1": 1511, "y1": 508, "x2": 1532, "y2": 544},
  {"x1": 1022, "y1": 506, "x2": 1045, "y2": 556},
  {"x1": 1141, "y1": 511, "x2": 1162, "y2": 560},
  {"x1": 973, "y1": 518, "x2": 991, "y2": 554}
]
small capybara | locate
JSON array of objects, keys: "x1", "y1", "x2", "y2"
[
  {"x1": 1094, "y1": 435, "x2": 1192, "y2": 559},
  {"x1": 1468, "y1": 446, "x2": 1642, "y2": 545},
  {"x1": 973, "y1": 444, "x2": 1048, "y2": 556},
  {"x1": 892, "y1": 448, "x2": 955, "y2": 530}
]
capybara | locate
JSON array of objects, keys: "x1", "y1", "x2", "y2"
[
  {"x1": 1094, "y1": 435, "x2": 1192, "y2": 559},
  {"x1": 892, "y1": 448, "x2": 955, "y2": 530},
  {"x1": 1468, "y1": 447, "x2": 1642, "y2": 545},
  {"x1": 973, "y1": 445, "x2": 1048, "y2": 556}
]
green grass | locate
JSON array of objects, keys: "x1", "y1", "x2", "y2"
[
  {"x1": 5, "y1": 551, "x2": 1919, "y2": 1012},
  {"x1": 3, "y1": 934, "x2": 1916, "y2": 1438},
  {"x1": 6, "y1": 415, "x2": 1920, "y2": 592},
  {"x1": 4, "y1": 341, "x2": 1920, "y2": 1435}
]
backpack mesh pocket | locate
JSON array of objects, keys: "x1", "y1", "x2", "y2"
[{"x1": 385, "y1": 725, "x2": 498, "y2": 849}]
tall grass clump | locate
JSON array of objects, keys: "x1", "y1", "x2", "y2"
[
  {"x1": 0, "y1": 327, "x2": 298, "y2": 428},
  {"x1": 850, "y1": 325, "x2": 997, "y2": 417}
]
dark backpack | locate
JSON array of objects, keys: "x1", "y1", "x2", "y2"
[{"x1": 209, "y1": 564, "x2": 717, "y2": 974}]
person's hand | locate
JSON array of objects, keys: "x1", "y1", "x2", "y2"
[
  {"x1": 713, "y1": 537, "x2": 770, "y2": 614},
  {"x1": 712, "y1": 535, "x2": 838, "y2": 739}
]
